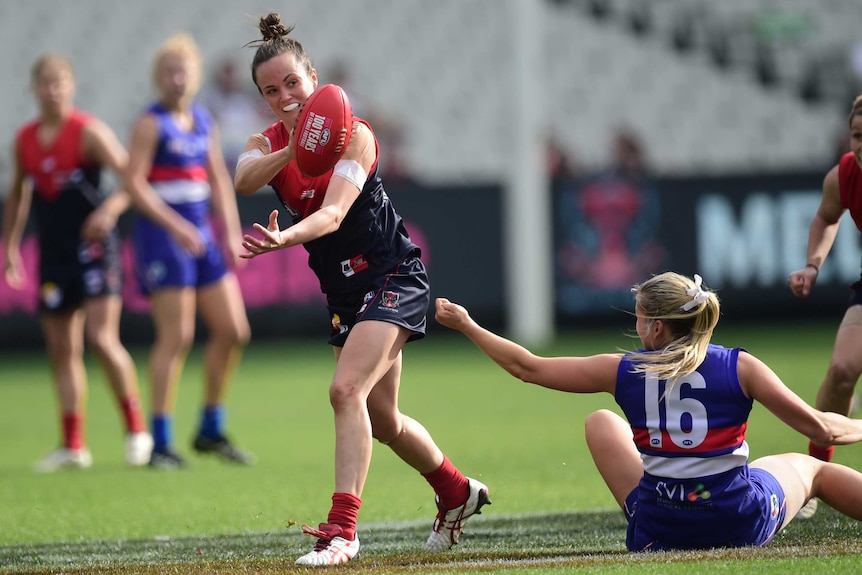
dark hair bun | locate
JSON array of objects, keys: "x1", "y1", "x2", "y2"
[{"x1": 259, "y1": 12, "x2": 294, "y2": 42}]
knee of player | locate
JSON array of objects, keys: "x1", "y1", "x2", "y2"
[
  {"x1": 826, "y1": 359, "x2": 862, "y2": 389},
  {"x1": 328, "y1": 379, "x2": 366, "y2": 411},
  {"x1": 84, "y1": 328, "x2": 119, "y2": 355},
  {"x1": 236, "y1": 322, "x2": 251, "y2": 347},
  {"x1": 155, "y1": 327, "x2": 195, "y2": 355},
  {"x1": 221, "y1": 321, "x2": 251, "y2": 348},
  {"x1": 174, "y1": 330, "x2": 197, "y2": 351},
  {"x1": 47, "y1": 338, "x2": 83, "y2": 362}
]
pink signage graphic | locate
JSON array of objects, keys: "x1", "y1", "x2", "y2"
[{"x1": 1, "y1": 222, "x2": 428, "y2": 316}]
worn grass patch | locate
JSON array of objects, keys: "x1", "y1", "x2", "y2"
[{"x1": 2, "y1": 506, "x2": 860, "y2": 574}]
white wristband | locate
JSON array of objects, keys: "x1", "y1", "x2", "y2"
[{"x1": 332, "y1": 159, "x2": 368, "y2": 189}]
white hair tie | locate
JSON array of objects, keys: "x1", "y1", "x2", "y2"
[{"x1": 681, "y1": 274, "x2": 709, "y2": 312}]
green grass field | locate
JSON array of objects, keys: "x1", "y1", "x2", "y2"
[{"x1": 1, "y1": 319, "x2": 861, "y2": 573}]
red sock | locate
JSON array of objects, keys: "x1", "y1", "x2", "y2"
[
  {"x1": 422, "y1": 455, "x2": 469, "y2": 510},
  {"x1": 808, "y1": 441, "x2": 834, "y2": 462},
  {"x1": 120, "y1": 396, "x2": 146, "y2": 434},
  {"x1": 62, "y1": 411, "x2": 84, "y2": 450},
  {"x1": 327, "y1": 492, "x2": 361, "y2": 541}
]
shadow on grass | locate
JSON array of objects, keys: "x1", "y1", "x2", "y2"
[{"x1": 1, "y1": 507, "x2": 860, "y2": 574}]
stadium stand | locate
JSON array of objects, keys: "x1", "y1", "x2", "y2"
[{"x1": 0, "y1": 0, "x2": 858, "y2": 186}]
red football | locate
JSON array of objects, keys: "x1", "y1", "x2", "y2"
[{"x1": 293, "y1": 84, "x2": 353, "y2": 177}]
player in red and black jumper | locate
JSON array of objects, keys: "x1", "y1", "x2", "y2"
[
  {"x1": 2, "y1": 53, "x2": 152, "y2": 472},
  {"x1": 234, "y1": 12, "x2": 489, "y2": 566},
  {"x1": 788, "y1": 94, "x2": 862, "y2": 518}
]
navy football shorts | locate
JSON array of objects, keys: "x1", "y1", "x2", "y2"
[
  {"x1": 39, "y1": 232, "x2": 123, "y2": 313},
  {"x1": 326, "y1": 254, "x2": 430, "y2": 347}
]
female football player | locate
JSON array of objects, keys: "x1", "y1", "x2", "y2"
[
  {"x1": 235, "y1": 12, "x2": 489, "y2": 566},
  {"x1": 787, "y1": 94, "x2": 862, "y2": 518},
  {"x1": 3, "y1": 53, "x2": 151, "y2": 471},
  {"x1": 437, "y1": 272, "x2": 862, "y2": 550},
  {"x1": 124, "y1": 33, "x2": 251, "y2": 468}
]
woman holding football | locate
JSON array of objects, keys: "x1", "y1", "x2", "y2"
[
  {"x1": 235, "y1": 12, "x2": 489, "y2": 566},
  {"x1": 124, "y1": 33, "x2": 252, "y2": 468},
  {"x1": 2, "y1": 53, "x2": 151, "y2": 471},
  {"x1": 436, "y1": 271, "x2": 862, "y2": 551}
]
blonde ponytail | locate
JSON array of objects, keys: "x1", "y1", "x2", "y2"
[{"x1": 626, "y1": 272, "x2": 720, "y2": 382}]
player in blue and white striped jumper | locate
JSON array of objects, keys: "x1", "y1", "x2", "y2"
[{"x1": 437, "y1": 271, "x2": 862, "y2": 551}]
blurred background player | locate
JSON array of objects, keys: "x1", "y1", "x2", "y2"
[
  {"x1": 2, "y1": 53, "x2": 152, "y2": 472},
  {"x1": 437, "y1": 272, "x2": 862, "y2": 551},
  {"x1": 788, "y1": 94, "x2": 862, "y2": 518},
  {"x1": 124, "y1": 33, "x2": 252, "y2": 469},
  {"x1": 234, "y1": 13, "x2": 489, "y2": 566}
]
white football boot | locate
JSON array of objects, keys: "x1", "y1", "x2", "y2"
[
  {"x1": 125, "y1": 432, "x2": 154, "y2": 466},
  {"x1": 33, "y1": 447, "x2": 93, "y2": 473},
  {"x1": 795, "y1": 497, "x2": 818, "y2": 520},
  {"x1": 425, "y1": 477, "x2": 491, "y2": 552},
  {"x1": 295, "y1": 523, "x2": 360, "y2": 566}
]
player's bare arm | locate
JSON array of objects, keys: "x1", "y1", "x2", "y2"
[
  {"x1": 80, "y1": 120, "x2": 132, "y2": 240},
  {"x1": 206, "y1": 124, "x2": 244, "y2": 259},
  {"x1": 789, "y1": 165, "x2": 844, "y2": 297},
  {"x1": 435, "y1": 297, "x2": 621, "y2": 394},
  {"x1": 241, "y1": 122, "x2": 372, "y2": 257},
  {"x1": 807, "y1": 166, "x2": 844, "y2": 267},
  {"x1": 2, "y1": 144, "x2": 32, "y2": 288},
  {"x1": 301, "y1": 121, "x2": 375, "y2": 236},
  {"x1": 738, "y1": 351, "x2": 862, "y2": 445},
  {"x1": 234, "y1": 133, "x2": 291, "y2": 195}
]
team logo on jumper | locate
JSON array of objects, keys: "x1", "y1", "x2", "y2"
[
  {"x1": 40, "y1": 282, "x2": 62, "y2": 309},
  {"x1": 166, "y1": 134, "x2": 208, "y2": 157},
  {"x1": 380, "y1": 291, "x2": 399, "y2": 309},
  {"x1": 770, "y1": 493, "x2": 780, "y2": 518},
  {"x1": 340, "y1": 255, "x2": 369, "y2": 277}
]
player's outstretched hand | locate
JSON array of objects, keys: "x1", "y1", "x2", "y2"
[
  {"x1": 435, "y1": 298, "x2": 473, "y2": 332},
  {"x1": 241, "y1": 209, "x2": 285, "y2": 259},
  {"x1": 788, "y1": 266, "x2": 818, "y2": 298}
]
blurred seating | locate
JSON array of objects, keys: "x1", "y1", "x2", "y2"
[{"x1": 0, "y1": 0, "x2": 857, "y2": 188}]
